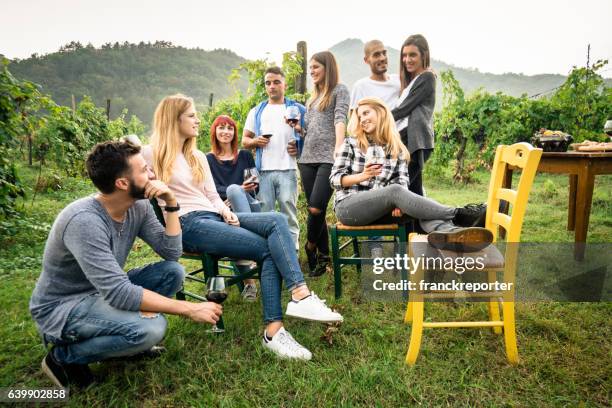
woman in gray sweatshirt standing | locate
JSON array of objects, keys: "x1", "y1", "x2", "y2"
[
  {"x1": 298, "y1": 51, "x2": 350, "y2": 277},
  {"x1": 391, "y1": 34, "x2": 435, "y2": 196}
]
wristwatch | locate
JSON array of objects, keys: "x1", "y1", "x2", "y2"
[{"x1": 164, "y1": 203, "x2": 180, "y2": 213}]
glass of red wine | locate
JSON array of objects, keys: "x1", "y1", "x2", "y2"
[
  {"x1": 285, "y1": 105, "x2": 300, "y2": 126},
  {"x1": 365, "y1": 145, "x2": 385, "y2": 189},
  {"x1": 206, "y1": 276, "x2": 228, "y2": 333},
  {"x1": 243, "y1": 168, "x2": 263, "y2": 207}
]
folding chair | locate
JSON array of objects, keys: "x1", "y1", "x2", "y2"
[
  {"x1": 404, "y1": 142, "x2": 542, "y2": 365},
  {"x1": 150, "y1": 200, "x2": 261, "y2": 330}
]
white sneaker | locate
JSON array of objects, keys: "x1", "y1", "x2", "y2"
[
  {"x1": 286, "y1": 292, "x2": 343, "y2": 323},
  {"x1": 262, "y1": 327, "x2": 312, "y2": 360},
  {"x1": 241, "y1": 283, "x2": 258, "y2": 302}
]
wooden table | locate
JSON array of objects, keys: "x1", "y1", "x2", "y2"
[{"x1": 504, "y1": 151, "x2": 612, "y2": 261}]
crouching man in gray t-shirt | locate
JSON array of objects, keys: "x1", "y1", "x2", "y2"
[{"x1": 30, "y1": 141, "x2": 222, "y2": 389}]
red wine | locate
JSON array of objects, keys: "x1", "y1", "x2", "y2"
[
  {"x1": 206, "y1": 292, "x2": 228, "y2": 304},
  {"x1": 262, "y1": 134, "x2": 273, "y2": 139},
  {"x1": 287, "y1": 119, "x2": 299, "y2": 125}
]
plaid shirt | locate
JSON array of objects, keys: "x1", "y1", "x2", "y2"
[{"x1": 330, "y1": 137, "x2": 409, "y2": 208}]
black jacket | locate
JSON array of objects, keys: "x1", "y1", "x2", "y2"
[{"x1": 391, "y1": 71, "x2": 436, "y2": 154}]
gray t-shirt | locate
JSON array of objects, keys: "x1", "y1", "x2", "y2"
[
  {"x1": 299, "y1": 84, "x2": 350, "y2": 164},
  {"x1": 29, "y1": 196, "x2": 182, "y2": 338}
]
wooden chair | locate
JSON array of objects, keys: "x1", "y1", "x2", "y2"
[
  {"x1": 404, "y1": 142, "x2": 542, "y2": 365},
  {"x1": 330, "y1": 215, "x2": 414, "y2": 299},
  {"x1": 150, "y1": 200, "x2": 260, "y2": 330}
]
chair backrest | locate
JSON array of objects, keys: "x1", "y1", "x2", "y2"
[
  {"x1": 485, "y1": 143, "x2": 542, "y2": 243},
  {"x1": 150, "y1": 198, "x2": 166, "y2": 227}
]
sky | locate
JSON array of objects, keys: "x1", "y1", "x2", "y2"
[{"x1": 2, "y1": 0, "x2": 611, "y2": 77}]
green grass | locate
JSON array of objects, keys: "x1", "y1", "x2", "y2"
[{"x1": 0, "y1": 164, "x2": 610, "y2": 407}]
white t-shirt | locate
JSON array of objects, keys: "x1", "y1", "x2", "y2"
[
  {"x1": 350, "y1": 74, "x2": 401, "y2": 109},
  {"x1": 245, "y1": 103, "x2": 296, "y2": 171},
  {"x1": 394, "y1": 73, "x2": 421, "y2": 132}
]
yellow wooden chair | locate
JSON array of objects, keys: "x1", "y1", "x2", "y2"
[{"x1": 404, "y1": 142, "x2": 542, "y2": 365}]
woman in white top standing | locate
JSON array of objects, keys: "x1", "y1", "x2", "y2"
[
  {"x1": 142, "y1": 94, "x2": 343, "y2": 361},
  {"x1": 391, "y1": 34, "x2": 436, "y2": 196}
]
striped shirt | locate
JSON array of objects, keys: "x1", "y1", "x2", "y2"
[{"x1": 330, "y1": 137, "x2": 409, "y2": 208}]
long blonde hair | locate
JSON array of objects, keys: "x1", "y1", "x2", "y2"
[
  {"x1": 150, "y1": 94, "x2": 206, "y2": 184},
  {"x1": 348, "y1": 97, "x2": 409, "y2": 160},
  {"x1": 307, "y1": 51, "x2": 339, "y2": 112}
]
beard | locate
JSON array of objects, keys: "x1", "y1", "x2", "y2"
[
  {"x1": 372, "y1": 63, "x2": 388, "y2": 75},
  {"x1": 128, "y1": 179, "x2": 146, "y2": 200}
]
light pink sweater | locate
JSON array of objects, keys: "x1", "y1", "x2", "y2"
[{"x1": 142, "y1": 145, "x2": 227, "y2": 218}]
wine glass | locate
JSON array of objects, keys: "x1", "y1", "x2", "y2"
[
  {"x1": 260, "y1": 126, "x2": 273, "y2": 139},
  {"x1": 285, "y1": 105, "x2": 300, "y2": 126},
  {"x1": 365, "y1": 145, "x2": 385, "y2": 165},
  {"x1": 365, "y1": 145, "x2": 385, "y2": 188},
  {"x1": 206, "y1": 276, "x2": 228, "y2": 333},
  {"x1": 243, "y1": 168, "x2": 263, "y2": 207}
]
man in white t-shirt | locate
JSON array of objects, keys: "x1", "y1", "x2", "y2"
[
  {"x1": 242, "y1": 67, "x2": 306, "y2": 249},
  {"x1": 350, "y1": 40, "x2": 401, "y2": 110}
]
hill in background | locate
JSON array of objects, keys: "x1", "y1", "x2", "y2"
[
  {"x1": 331, "y1": 39, "x2": 574, "y2": 109},
  {"x1": 8, "y1": 41, "x2": 247, "y2": 126},
  {"x1": 8, "y1": 39, "x2": 608, "y2": 126}
]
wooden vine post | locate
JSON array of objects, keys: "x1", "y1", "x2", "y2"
[{"x1": 296, "y1": 41, "x2": 307, "y2": 94}]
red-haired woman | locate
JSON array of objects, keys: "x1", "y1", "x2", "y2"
[
  {"x1": 206, "y1": 115, "x2": 260, "y2": 301},
  {"x1": 206, "y1": 115, "x2": 261, "y2": 214}
]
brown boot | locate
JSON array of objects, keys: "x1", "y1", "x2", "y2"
[{"x1": 427, "y1": 227, "x2": 493, "y2": 252}]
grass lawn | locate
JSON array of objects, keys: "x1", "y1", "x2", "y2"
[{"x1": 0, "y1": 164, "x2": 610, "y2": 407}]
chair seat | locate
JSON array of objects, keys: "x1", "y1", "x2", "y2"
[
  {"x1": 181, "y1": 252, "x2": 239, "y2": 262},
  {"x1": 336, "y1": 222, "x2": 399, "y2": 231},
  {"x1": 409, "y1": 234, "x2": 505, "y2": 269}
]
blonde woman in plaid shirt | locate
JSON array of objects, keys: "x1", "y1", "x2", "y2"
[{"x1": 330, "y1": 97, "x2": 491, "y2": 251}]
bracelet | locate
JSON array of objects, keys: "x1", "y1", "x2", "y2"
[{"x1": 164, "y1": 203, "x2": 180, "y2": 213}]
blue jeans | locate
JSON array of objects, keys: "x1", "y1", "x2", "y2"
[
  {"x1": 226, "y1": 184, "x2": 261, "y2": 213},
  {"x1": 180, "y1": 210, "x2": 306, "y2": 323},
  {"x1": 46, "y1": 261, "x2": 184, "y2": 365},
  {"x1": 258, "y1": 170, "x2": 299, "y2": 249}
]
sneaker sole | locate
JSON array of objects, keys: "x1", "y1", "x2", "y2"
[
  {"x1": 285, "y1": 310, "x2": 343, "y2": 323},
  {"x1": 41, "y1": 357, "x2": 66, "y2": 389},
  {"x1": 427, "y1": 228, "x2": 493, "y2": 252}
]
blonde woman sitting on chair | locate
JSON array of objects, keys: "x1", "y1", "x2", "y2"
[
  {"x1": 330, "y1": 97, "x2": 491, "y2": 252},
  {"x1": 143, "y1": 94, "x2": 343, "y2": 361}
]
